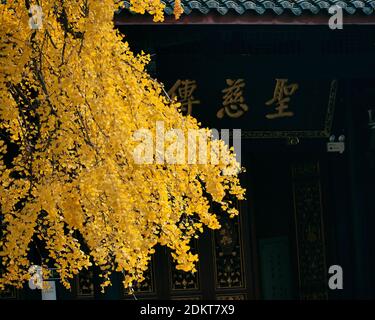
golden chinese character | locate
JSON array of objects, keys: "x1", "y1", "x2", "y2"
[
  {"x1": 216, "y1": 79, "x2": 249, "y2": 119},
  {"x1": 265, "y1": 79, "x2": 299, "y2": 119},
  {"x1": 168, "y1": 79, "x2": 200, "y2": 115}
]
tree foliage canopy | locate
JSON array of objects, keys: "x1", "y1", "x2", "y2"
[{"x1": 0, "y1": 0, "x2": 245, "y2": 291}]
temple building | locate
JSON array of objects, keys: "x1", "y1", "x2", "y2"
[{"x1": 2, "y1": 0, "x2": 375, "y2": 300}]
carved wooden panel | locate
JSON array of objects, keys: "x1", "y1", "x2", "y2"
[
  {"x1": 172, "y1": 295, "x2": 202, "y2": 300},
  {"x1": 133, "y1": 257, "x2": 155, "y2": 294},
  {"x1": 169, "y1": 240, "x2": 200, "y2": 291},
  {"x1": 213, "y1": 206, "x2": 245, "y2": 289},
  {"x1": 216, "y1": 294, "x2": 246, "y2": 300},
  {"x1": 76, "y1": 269, "x2": 94, "y2": 298},
  {"x1": 292, "y1": 161, "x2": 328, "y2": 300},
  {"x1": 0, "y1": 287, "x2": 17, "y2": 299}
]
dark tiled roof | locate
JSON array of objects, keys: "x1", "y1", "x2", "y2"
[{"x1": 123, "y1": 0, "x2": 375, "y2": 15}]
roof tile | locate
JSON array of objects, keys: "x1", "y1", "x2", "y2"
[{"x1": 123, "y1": 0, "x2": 375, "y2": 15}]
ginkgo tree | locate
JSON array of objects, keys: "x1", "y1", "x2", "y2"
[{"x1": 0, "y1": 0, "x2": 245, "y2": 292}]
